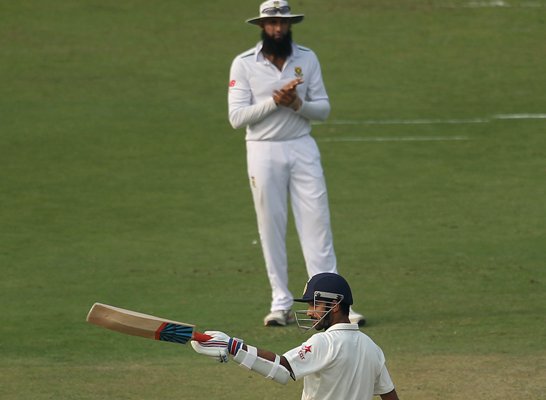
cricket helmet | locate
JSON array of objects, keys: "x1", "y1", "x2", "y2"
[{"x1": 294, "y1": 273, "x2": 354, "y2": 306}]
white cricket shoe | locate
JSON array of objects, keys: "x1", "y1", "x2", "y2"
[
  {"x1": 264, "y1": 310, "x2": 296, "y2": 327},
  {"x1": 349, "y1": 307, "x2": 366, "y2": 326}
]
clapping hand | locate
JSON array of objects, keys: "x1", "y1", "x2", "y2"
[{"x1": 273, "y1": 78, "x2": 303, "y2": 111}]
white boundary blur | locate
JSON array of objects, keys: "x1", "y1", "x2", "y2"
[
  {"x1": 314, "y1": 114, "x2": 546, "y2": 127},
  {"x1": 313, "y1": 113, "x2": 545, "y2": 142},
  {"x1": 318, "y1": 136, "x2": 470, "y2": 142},
  {"x1": 449, "y1": 1, "x2": 545, "y2": 8}
]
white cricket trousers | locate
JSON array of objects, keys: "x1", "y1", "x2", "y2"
[{"x1": 246, "y1": 135, "x2": 338, "y2": 312}]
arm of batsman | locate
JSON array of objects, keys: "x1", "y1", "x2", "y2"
[{"x1": 191, "y1": 331, "x2": 230, "y2": 363}]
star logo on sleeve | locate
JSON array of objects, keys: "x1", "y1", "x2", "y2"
[{"x1": 298, "y1": 344, "x2": 312, "y2": 360}]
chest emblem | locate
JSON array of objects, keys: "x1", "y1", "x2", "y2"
[{"x1": 294, "y1": 67, "x2": 304, "y2": 79}]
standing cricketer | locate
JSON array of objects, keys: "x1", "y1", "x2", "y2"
[
  {"x1": 191, "y1": 273, "x2": 400, "y2": 400},
  {"x1": 228, "y1": 0, "x2": 365, "y2": 327}
]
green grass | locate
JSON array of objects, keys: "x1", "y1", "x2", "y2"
[{"x1": 1, "y1": 1, "x2": 545, "y2": 399}]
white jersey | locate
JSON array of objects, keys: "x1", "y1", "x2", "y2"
[
  {"x1": 283, "y1": 323, "x2": 395, "y2": 400},
  {"x1": 228, "y1": 42, "x2": 330, "y2": 141}
]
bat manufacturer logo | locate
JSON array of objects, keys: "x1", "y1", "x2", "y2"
[{"x1": 156, "y1": 323, "x2": 194, "y2": 344}]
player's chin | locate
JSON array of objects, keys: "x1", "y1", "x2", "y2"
[{"x1": 313, "y1": 320, "x2": 325, "y2": 331}]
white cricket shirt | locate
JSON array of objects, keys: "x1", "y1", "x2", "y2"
[
  {"x1": 228, "y1": 42, "x2": 330, "y2": 141},
  {"x1": 283, "y1": 323, "x2": 395, "y2": 400}
]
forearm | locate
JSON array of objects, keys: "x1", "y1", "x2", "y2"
[
  {"x1": 191, "y1": 332, "x2": 293, "y2": 384},
  {"x1": 242, "y1": 344, "x2": 293, "y2": 375},
  {"x1": 230, "y1": 342, "x2": 292, "y2": 384},
  {"x1": 228, "y1": 97, "x2": 277, "y2": 129},
  {"x1": 296, "y1": 98, "x2": 330, "y2": 121},
  {"x1": 380, "y1": 389, "x2": 400, "y2": 400}
]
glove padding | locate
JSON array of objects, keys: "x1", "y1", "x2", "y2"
[{"x1": 191, "y1": 331, "x2": 230, "y2": 363}]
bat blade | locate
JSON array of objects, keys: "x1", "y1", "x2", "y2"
[{"x1": 86, "y1": 303, "x2": 210, "y2": 344}]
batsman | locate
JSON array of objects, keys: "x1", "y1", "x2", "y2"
[{"x1": 191, "y1": 273, "x2": 400, "y2": 400}]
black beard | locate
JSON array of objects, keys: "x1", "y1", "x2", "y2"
[
  {"x1": 261, "y1": 29, "x2": 293, "y2": 59},
  {"x1": 313, "y1": 310, "x2": 333, "y2": 331}
]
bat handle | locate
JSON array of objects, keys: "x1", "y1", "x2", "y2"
[{"x1": 192, "y1": 331, "x2": 212, "y2": 342}]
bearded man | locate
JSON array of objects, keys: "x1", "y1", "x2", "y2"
[{"x1": 228, "y1": 1, "x2": 366, "y2": 327}]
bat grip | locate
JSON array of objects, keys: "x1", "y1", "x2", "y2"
[{"x1": 192, "y1": 331, "x2": 212, "y2": 342}]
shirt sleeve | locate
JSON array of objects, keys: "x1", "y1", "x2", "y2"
[
  {"x1": 373, "y1": 360, "x2": 395, "y2": 395},
  {"x1": 296, "y1": 51, "x2": 330, "y2": 121},
  {"x1": 227, "y1": 57, "x2": 278, "y2": 130},
  {"x1": 283, "y1": 333, "x2": 331, "y2": 380}
]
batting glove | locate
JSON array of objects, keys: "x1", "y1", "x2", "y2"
[{"x1": 190, "y1": 330, "x2": 230, "y2": 363}]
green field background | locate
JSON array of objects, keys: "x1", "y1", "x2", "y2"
[{"x1": 1, "y1": 1, "x2": 545, "y2": 399}]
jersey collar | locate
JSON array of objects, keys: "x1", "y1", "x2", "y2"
[{"x1": 325, "y1": 323, "x2": 360, "y2": 332}]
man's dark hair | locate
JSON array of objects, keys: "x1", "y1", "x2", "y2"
[{"x1": 339, "y1": 302, "x2": 350, "y2": 316}]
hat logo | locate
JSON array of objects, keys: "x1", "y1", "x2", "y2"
[{"x1": 294, "y1": 67, "x2": 303, "y2": 78}]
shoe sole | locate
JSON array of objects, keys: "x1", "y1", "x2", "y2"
[
  {"x1": 264, "y1": 317, "x2": 295, "y2": 327},
  {"x1": 264, "y1": 320, "x2": 286, "y2": 327}
]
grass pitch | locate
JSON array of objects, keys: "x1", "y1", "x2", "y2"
[{"x1": 1, "y1": 1, "x2": 545, "y2": 399}]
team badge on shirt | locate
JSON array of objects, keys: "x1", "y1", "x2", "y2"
[
  {"x1": 298, "y1": 344, "x2": 312, "y2": 360},
  {"x1": 229, "y1": 79, "x2": 236, "y2": 87},
  {"x1": 294, "y1": 67, "x2": 303, "y2": 78}
]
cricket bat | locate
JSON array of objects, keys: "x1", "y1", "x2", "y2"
[{"x1": 86, "y1": 302, "x2": 211, "y2": 344}]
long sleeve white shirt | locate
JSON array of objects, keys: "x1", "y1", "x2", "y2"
[{"x1": 228, "y1": 42, "x2": 330, "y2": 141}]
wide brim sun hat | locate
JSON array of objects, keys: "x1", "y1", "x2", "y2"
[{"x1": 246, "y1": 0, "x2": 304, "y2": 25}]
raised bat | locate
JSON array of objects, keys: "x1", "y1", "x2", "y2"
[{"x1": 86, "y1": 302, "x2": 211, "y2": 344}]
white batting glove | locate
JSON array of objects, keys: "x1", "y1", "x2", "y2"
[{"x1": 191, "y1": 331, "x2": 230, "y2": 363}]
